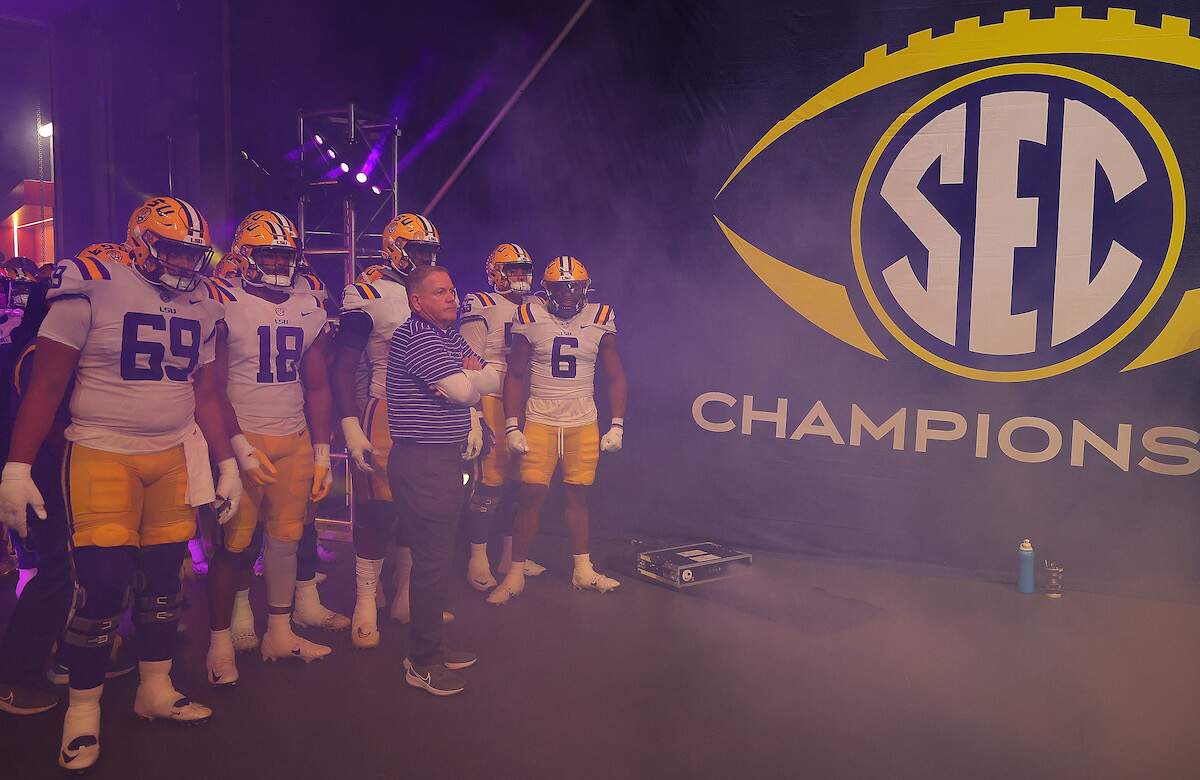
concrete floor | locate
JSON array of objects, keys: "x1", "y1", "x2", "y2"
[{"x1": 1, "y1": 537, "x2": 1198, "y2": 779}]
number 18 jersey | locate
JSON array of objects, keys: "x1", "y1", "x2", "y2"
[
  {"x1": 511, "y1": 299, "x2": 616, "y2": 426},
  {"x1": 220, "y1": 283, "x2": 328, "y2": 436}
]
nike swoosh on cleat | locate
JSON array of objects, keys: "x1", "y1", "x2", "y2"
[
  {"x1": 211, "y1": 673, "x2": 222, "y2": 681},
  {"x1": 291, "y1": 648, "x2": 302, "y2": 656},
  {"x1": 61, "y1": 751, "x2": 78, "y2": 764}
]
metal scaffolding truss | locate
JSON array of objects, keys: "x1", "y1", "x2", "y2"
[
  {"x1": 296, "y1": 103, "x2": 401, "y2": 539},
  {"x1": 297, "y1": 103, "x2": 401, "y2": 292}
]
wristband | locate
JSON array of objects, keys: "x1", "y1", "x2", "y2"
[
  {"x1": 610, "y1": 417, "x2": 624, "y2": 428},
  {"x1": 217, "y1": 458, "x2": 239, "y2": 476},
  {"x1": 313, "y1": 443, "x2": 331, "y2": 462},
  {"x1": 2, "y1": 462, "x2": 32, "y2": 479},
  {"x1": 505, "y1": 416, "x2": 520, "y2": 433}
]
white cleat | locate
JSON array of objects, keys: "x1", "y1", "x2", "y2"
[
  {"x1": 133, "y1": 686, "x2": 212, "y2": 725},
  {"x1": 231, "y1": 625, "x2": 259, "y2": 653},
  {"x1": 293, "y1": 604, "x2": 350, "y2": 631},
  {"x1": 205, "y1": 647, "x2": 239, "y2": 688},
  {"x1": 572, "y1": 567, "x2": 620, "y2": 593},
  {"x1": 468, "y1": 558, "x2": 498, "y2": 591},
  {"x1": 486, "y1": 572, "x2": 525, "y2": 606},
  {"x1": 260, "y1": 629, "x2": 332, "y2": 663},
  {"x1": 522, "y1": 559, "x2": 546, "y2": 577},
  {"x1": 59, "y1": 691, "x2": 102, "y2": 773}
]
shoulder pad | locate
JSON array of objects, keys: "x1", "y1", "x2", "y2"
[
  {"x1": 202, "y1": 277, "x2": 237, "y2": 304},
  {"x1": 46, "y1": 256, "x2": 111, "y2": 300},
  {"x1": 341, "y1": 281, "x2": 383, "y2": 311},
  {"x1": 514, "y1": 301, "x2": 540, "y2": 325},
  {"x1": 297, "y1": 272, "x2": 328, "y2": 300},
  {"x1": 586, "y1": 302, "x2": 616, "y2": 332}
]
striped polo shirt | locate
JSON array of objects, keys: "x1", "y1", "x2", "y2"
[{"x1": 386, "y1": 314, "x2": 481, "y2": 444}]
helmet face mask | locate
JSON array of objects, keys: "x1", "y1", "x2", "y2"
[
  {"x1": 501, "y1": 263, "x2": 533, "y2": 293},
  {"x1": 400, "y1": 240, "x2": 439, "y2": 271},
  {"x1": 139, "y1": 232, "x2": 211, "y2": 292},
  {"x1": 544, "y1": 279, "x2": 589, "y2": 317},
  {"x1": 242, "y1": 245, "x2": 299, "y2": 289}
]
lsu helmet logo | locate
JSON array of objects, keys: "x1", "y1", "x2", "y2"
[{"x1": 716, "y1": 8, "x2": 1198, "y2": 382}]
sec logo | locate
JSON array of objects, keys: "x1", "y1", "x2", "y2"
[{"x1": 853, "y1": 63, "x2": 1183, "y2": 381}]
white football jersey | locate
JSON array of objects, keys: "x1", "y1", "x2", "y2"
[
  {"x1": 41, "y1": 257, "x2": 223, "y2": 452},
  {"x1": 511, "y1": 299, "x2": 616, "y2": 426},
  {"x1": 459, "y1": 290, "x2": 521, "y2": 390},
  {"x1": 221, "y1": 283, "x2": 328, "y2": 436},
  {"x1": 294, "y1": 271, "x2": 328, "y2": 306},
  {"x1": 339, "y1": 265, "x2": 411, "y2": 400}
]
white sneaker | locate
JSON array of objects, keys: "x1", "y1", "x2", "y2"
[
  {"x1": 572, "y1": 566, "x2": 620, "y2": 593},
  {"x1": 205, "y1": 645, "x2": 239, "y2": 688},
  {"x1": 133, "y1": 686, "x2": 212, "y2": 724},
  {"x1": 498, "y1": 557, "x2": 546, "y2": 576},
  {"x1": 59, "y1": 688, "x2": 102, "y2": 772},
  {"x1": 261, "y1": 628, "x2": 332, "y2": 663}
]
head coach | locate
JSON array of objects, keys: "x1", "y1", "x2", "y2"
[{"x1": 385, "y1": 263, "x2": 499, "y2": 696}]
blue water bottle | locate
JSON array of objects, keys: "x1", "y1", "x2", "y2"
[{"x1": 1017, "y1": 539, "x2": 1035, "y2": 594}]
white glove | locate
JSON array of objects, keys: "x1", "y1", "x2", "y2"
[
  {"x1": 341, "y1": 416, "x2": 377, "y2": 473},
  {"x1": 505, "y1": 416, "x2": 528, "y2": 454},
  {"x1": 231, "y1": 433, "x2": 278, "y2": 486},
  {"x1": 0, "y1": 462, "x2": 45, "y2": 539},
  {"x1": 464, "y1": 409, "x2": 484, "y2": 460},
  {"x1": 600, "y1": 419, "x2": 624, "y2": 453},
  {"x1": 0, "y1": 308, "x2": 24, "y2": 346},
  {"x1": 213, "y1": 458, "x2": 242, "y2": 525},
  {"x1": 311, "y1": 443, "x2": 333, "y2": 501}
]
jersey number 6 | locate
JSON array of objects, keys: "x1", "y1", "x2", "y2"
[{"x1": 551, "y1": 336, "x2": 578, "y2": 378}]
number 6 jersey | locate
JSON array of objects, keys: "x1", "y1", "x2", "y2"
[
  {"x1": 510, "y1": 298, "x2": 616, "y2": 427},
  {"x1": 218, "y1": 283, "x2": 328, "y2": 436},
  {"x1": 39, "y1": 256, "x2": 224, "y2": 453}
]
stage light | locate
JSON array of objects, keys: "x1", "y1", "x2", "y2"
[
  {"x1": 371, "y1": 185, "x2": 382, "y2": 195},
  {"x1": 37, "y1": 122, "x2": 53, "y2": 138},
  {"x1": 240, "y1": 149, "x2": 250, "y2": 159},
  {"x1": 339, "y1": 162, "x2": 350, "y2": 173},
  {"x1": 355, "y1": 172, "x2": 368, "y2": 184},
  {"x1": 326, "y1": 148, "x2": 336, "y2": 159},
  {"x1": 313, "y1": 133, "x2": 324, "y2": 145}
]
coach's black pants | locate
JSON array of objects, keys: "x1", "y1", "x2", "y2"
[
  {"x1": 388, "y1": 441, "x2": 464, "y2": 666},
  {"x1": 0, "y1": 446, "x2": 73, "y2": 686}
]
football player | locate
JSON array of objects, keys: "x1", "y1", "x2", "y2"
[
  {"x1": 204, "y1": 211, "x2": 340, "y2": 687},
  {"x1": 0, "y1": 196, "x2": 242, "y2": 771},
  {"x1": 457, "y1": 244, "x2": 546, "y2": 590},
  {"x1": 331, "y1": 213, "x2": 453, "y2": 649},
  {"x1": 489, "y1": 256, "x2": 627, "y2": 605}
]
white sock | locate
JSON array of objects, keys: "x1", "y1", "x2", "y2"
[
  {"x1": 137, "y1": 659, "x2": 175, "y2": 697},
  {"x1": 62, "y1": 685, "x2": 102, "y2": 745},
  {"x1": 573, "y1": 553, "x2": 592, "y2": 573},
  {"x1": 353, "y1": 557, "x2": 384, "y2": 626},
  {"x1": 209, "y1": 628, "x2": 234, "y2": 656},
  {"x1": 15, "y1": 567, "x2": 37, "y2": 598},
  {"x1": 295, "y1": 577, "x2": 321, "y2": 613},
  {"x1": 266, "y1": 612, "x2": 291, "y2": 636},
  {"x1": 231, "y1": 589, "x2": 253, "y2": 631}
]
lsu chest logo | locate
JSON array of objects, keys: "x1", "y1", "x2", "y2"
[{"x1": 716, "y1": 8, "x2": 1198, "y2": 382}]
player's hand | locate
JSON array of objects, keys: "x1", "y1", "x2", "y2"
[
  {"x1": 341, "y1": 416, "x2": 377, "y2": 473},
  {"x1": 0, "y1": 462, "x2": 46, "y2": 538},
  {"x1": 213, "y1": 458, "x2": 242, "y2": 525},
  {"x1": 464, "y1": 409, "x2": 484, "y2": 460},
  {"x1": 600, "y1": 423, "x2": 624, "y2": 453},
  {"x1": 504, "y1": 417, "x2": 528, "y2": 454},
  {"x1": 311, "y1": 444, "x2": 333, "y2": 502},
  {"x1": 463, "y1": 355, "x2": 484, "y2": 371},
  {"x1": 231, "y1": 433, "x2": 278, "y2": 485}
]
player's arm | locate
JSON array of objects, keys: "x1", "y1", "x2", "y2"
[
  {"x1": 331, "y1": 308, "x2": 376, "y2": 472},
  {"x1": 501, "y1": 333, "x2": 532, "y2": 453},
  {"x1": 301, "y1": 328, "x2": 335, "y2": 499},
  {"x1": 0, "y1": 335, "x2": 79, "y2": 535},
  {"x1": 598, "y1": 332, "x2": 627, "y2": 452}
]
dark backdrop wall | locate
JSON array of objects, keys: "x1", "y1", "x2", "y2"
[{"x1": 32, "y1": 0, "x2": 1200, "y2": 593}]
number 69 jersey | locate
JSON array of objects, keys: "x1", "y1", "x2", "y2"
[
  {"x1": 511, "y1": 299, "x2": 616, "y2": 426},
  {"x1": 219, "y1": 284, "x2": 328, "y2": 436},
  {"x1": 40, "y1": 256, "x2": 224, "y2": 452}
]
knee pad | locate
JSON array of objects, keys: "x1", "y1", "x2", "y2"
[
  {"x1": 134, "y1": 542, "x2": 186, "y2": 626},
  {"x1": 467, "y1": 485, "x2": 503, "y2": 515},
  {"x1": 66, "y1": 546, "x2": 136, "y2": 651}
]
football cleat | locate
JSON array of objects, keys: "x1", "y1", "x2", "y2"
[
  {"x1": 571, "y1": 565, "x2": 620, "y2": 593},
  {"x1": 260, "y1": 628, "x2": 331, "y2": 663}
]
